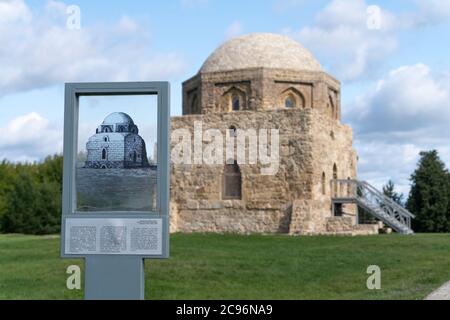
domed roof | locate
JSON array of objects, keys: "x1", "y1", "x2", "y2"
[
  {"x1": 200, "y1": 33, "x2": 322, "y2": 74},
  {"x1": 102, "y1": 112, "x2": 134, "y2": 125}
]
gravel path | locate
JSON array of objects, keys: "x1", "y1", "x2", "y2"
[{"x1": 425, "y1": 281, "x2": 450, "y2": 300}]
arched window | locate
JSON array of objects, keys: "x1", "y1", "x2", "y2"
[
  {"x1": 133, "y1": 151, "x2": 137, "y2": 162},
  {"x1": 321, "y1": 172, "x2": 326, "y2": 195},
  {"x1": 101, "y1": 148, "x2": 107, "y2": 160},
  {"x1": 222, "y1": 161, "x2": 242, "y2": 200},
  {"x1": 228, "y1": 125, "x2": 237, "y2": 137},
  {"x1": 191, "y1": 94, "x2": 200, "y2": 114},
  {"x1": 222, "y1": 87, "x2": 246, "y2": 112},
  {"x1": 347, "y1": 177, "x2": 352, "y2": 196},
  {"x1": 333, "y1": 164, "x2": 338, "y2": 196},
  {"x1": 285, "y1": 95, "x2": 295, "y2": 108},
  {"x1": 103, "y1": 136, "x2": 109, "y2": 142},
  {"x1": 279, "y1": 88, "x2": 305, "y2": 109},
  {"x1": 232, "y1": 95, "x2": 240, "y2": 111},
  {"x1": 329, "y1": 95, "x2": 335, "y2": 119}
]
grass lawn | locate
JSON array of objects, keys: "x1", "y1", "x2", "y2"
[{"x1": 0, "y1": 233, "x2": 449, "y2": 299}]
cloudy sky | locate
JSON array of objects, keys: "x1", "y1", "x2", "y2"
[{"x1": 0, "y1": 0, "x2": 449, "y2": 195}]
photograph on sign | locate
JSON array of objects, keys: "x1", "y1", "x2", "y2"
[{"x1": 76, "y1": 95, "x2": 158, "y2": 213}]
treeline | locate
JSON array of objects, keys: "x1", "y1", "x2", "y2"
[
  {"x1": 0, "y1": 155, "x2": 62, "y2": 234},
  {"x1": 0, "y1": 151, "x2": 449, "y2": 234}
]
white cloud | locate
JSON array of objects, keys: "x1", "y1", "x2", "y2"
[
  {"x1": 0, "y1": 0, "x2": 31, "y2": 25},
  {"x1": 225, "y1": 21, "x2": 243, "y2": 39},
  {"x1": 0, "y1": 113, "x2": 63, "y2": 162},
  {"x1": 345, "y1": 64, "x2": 450, "y2": 194},
  {"x1": 347, "y1": 64, "x2": 450, "y2": 132},
  {"x1": 355, "y1": 138, "x2": 450, "y2": 196},
  {"x1": 410, "y1": 0, "x2": 450, "y2": 27},
  {"x1": 286, "y1": 0, "x2": 450, "y2": 81},
  {"x1": 0, "y1": 0, "x2": 186, "y2": 96},
  {"x1": 287, "y1": 0, "x2": 397, "y2": 81},
  {"x1": 117, "y1": 15, "x2": 139, "y2": 33},
  {"x1": 355, "y1": 141, "x2": 421, "y2": 195},
  {"x1": 315, "y1": 0, "x2": 367, "y2": 29}
]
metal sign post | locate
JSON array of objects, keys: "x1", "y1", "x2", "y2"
[{"x1": 61, "y1": 82, "x2": 170, "y2": 300}]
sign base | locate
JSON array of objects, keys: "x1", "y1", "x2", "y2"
[{"x1": 84, "y1": 256, "x2": 144, "y2": 300}]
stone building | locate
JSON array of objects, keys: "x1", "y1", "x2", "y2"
[
  {"x1": 169, "y1": 33, "x2": 414, "y2": 235},
  {"x1": 85, "y1": 112, "x2": 150, "y2": 169}
]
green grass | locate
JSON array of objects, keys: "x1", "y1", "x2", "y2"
[{"x1": 0, "y1": 233, "x2": 449, "y2": 299}]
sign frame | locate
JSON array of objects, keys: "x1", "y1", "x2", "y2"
[{"x1": 61, "y1": 82, "x2": 170, "y2": 259}]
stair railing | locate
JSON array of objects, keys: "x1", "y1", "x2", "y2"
[{"x1": 330, "y1": 179, "x2": 414, "y2": 232}]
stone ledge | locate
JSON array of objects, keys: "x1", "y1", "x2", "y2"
[
  {"x1": 326, "y1": 216, "x2": 354, "y2": 232},
  {"x1": 180, "y1": 200, "x2": 247, "y2": 210},
  {"x1": 245, "y1": 201, "x2": 282, "y2": 210}
]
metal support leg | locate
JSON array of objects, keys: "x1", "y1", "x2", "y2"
[
  {"x1": 84, "y1": 256, "x2": 145, "y2": 300},
  {"x1": 356, "y1": 204, "x2": 359, "y2": 225}
]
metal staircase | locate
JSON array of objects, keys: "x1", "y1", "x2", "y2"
[{"x1": 331, "y1": 180, "x2": 415, "y2": 235}]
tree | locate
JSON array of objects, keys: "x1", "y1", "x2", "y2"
[
  {"x1": 0, "y1": 155, "x2": 62, "y2": 234},
  {"x1": 382, "y1": 180, "x2": 404, "y2": 206},
  {"x1": 448, "y1": 171, "x2": 450, "y2": 229},
  {"x1": 37, "y1": 155, "x2": 63, "y2": 188},
  {"x1": 1, "y1": 169, "x2": 37, "y2": 234},
  {"x1": 406, "y1": 150, "x2": 450, "y2": 233}
]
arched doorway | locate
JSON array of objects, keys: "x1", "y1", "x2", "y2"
[{"x1": 222, "y1": 161, "x2": 242, "y2": 200}]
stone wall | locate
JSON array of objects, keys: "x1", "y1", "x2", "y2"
[
  {"x1": 173, "y1": 65, "x2": 378, "y2": 236},
  {"x1": 169, "y1": 107, "x2": 368, "y2": 234},
  {"x1": 86, "y1": 135, "x2": 125, "y2": 165},
  {"x1": 124, "y1": 134, "x2": 150, "y2": 168},
  {"x1": 286, "y1": 108, "x2": 359, "y2": 234},
  {"x1": 182, "y1": 68, "x2": 340, "y2": 119},
  {"x1": 85, "y1": 132, "x2": 150, "y2": 169}
]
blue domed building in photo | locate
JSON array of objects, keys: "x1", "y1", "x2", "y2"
[{"x1": 85, "y1": 112, "x2": 150, "y2": 169}]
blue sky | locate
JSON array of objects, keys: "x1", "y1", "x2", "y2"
[{"x1": 0, "y1": 0, "x2": 449, "y2": 195}]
